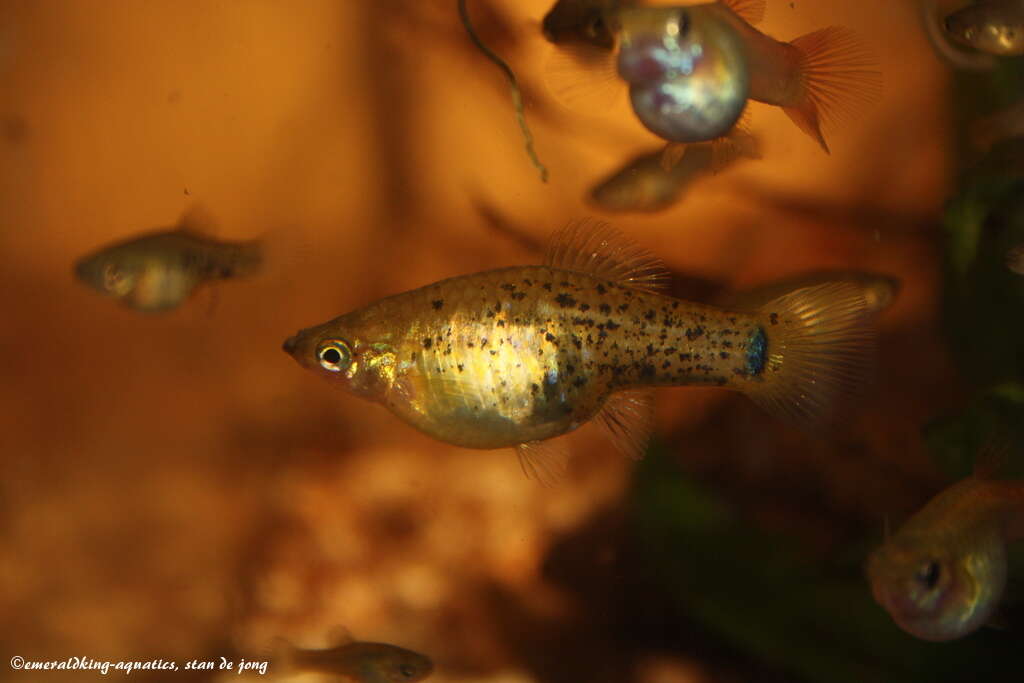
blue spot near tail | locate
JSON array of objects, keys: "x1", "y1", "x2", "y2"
[{"x1": 745, "y1": 327, "x2": 766, "y2": 376}]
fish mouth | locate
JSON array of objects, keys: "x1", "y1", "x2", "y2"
[{"x1": 282, "y1": 334, "x2": 299, "y2": 355}]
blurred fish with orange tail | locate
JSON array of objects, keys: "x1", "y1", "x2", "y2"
[
  {"x1": 271, "y1": 634, "x2": 433, "y2": 682},
  {"x1": 74, "y1": 210, "x2": 261, "y2": 313},
  {"x1": 546, "y1": 1, "x2": 881, "y2": 152},
  {"x1": 283, "y1": 222, "x2": 874, "y2": 481},
  {"x1": 866, "y1": 453, "x2": 1024, "y2": 641}
]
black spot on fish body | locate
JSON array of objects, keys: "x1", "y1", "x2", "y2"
[
  {"x1": 579, "y1": 303, "x2": 591, "y2": 312},
  {"x1": 644, "y1": 309, "x2": 656, "y2": 321},
  {"x1": 661, "y1": 360, "x2": 671, "y2": 369},
  {"x1": 678, "y1": 353, "x2": 691, "y2": 361},
  {"x1": 497, "y1": 319, "x2": 505, "y2": 327},
  {"x1": 501, "y1": 283, "x2": 516, "y2": 292},
  {"x1": 486, "y1": 309, "x2": 496, "y2": 318},
  {"x1": 617, "y1": 303, "x2": 629, "y2": 313},
  {"x1": 722, "y1": 340, "x2": 733, "y2": 348},
  {"x1": 555, "y1": 293, "x2": 577, "y2": 308},
  {"x1": 457, "y1": 363, "x2": 464, "y2": 372},
  {"x1": 490, "y1": 350, "x2": 497, "y2": 355},
  {"x1": 432, "y1": 299, "x2": 444, "y2": 310},
  {"x1": 573, "y1": 376, "x2": 586, "y2": 388},
  {"x1": 545, "y1": 332, "x2": 558, "y2": 345},
  {"x1": 542, "y1": 282, "x2": 552, "y2": 291},
  {"x1": 512, "y1": 291, "x2": 526, "y2": 301},
  {"x1": 720, "y1": 352, "x2": 730, "y2": 359},
  {"x1": 596, "y1": 284, "x2": 607, "y2": 295},
  {"x1": 685, "y1": 326, "x2": 704, "y2": 341},
  {"x1": 523, "y1": 279, "x2": 533, "y2": 287},
  {"x1": 599, "y1": 303, "x2": 611, "y2": 314},
  {"x1": 605, "y1": 320, "x2": 620, "y2": 330},
  {"x1": 571, "y1": 335, "x2": 582, "y2": 350},
  {"x1": 422, "y1": 338, "x2": 433, "y2": 349},
  {"x1": 663, "y1": 347, "x2": 677, "y2": 355},
  {"x1": 770, "y1": 312, "x2": 779, "y2": 325}
]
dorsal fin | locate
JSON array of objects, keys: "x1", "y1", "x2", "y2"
[
  {"x1": 543, "y1": 219, "x2": 669, "y2": 293},
  {"x1": 176, "y1": 204, "x2": 218, "y2": 236},
  {"x1": 326, "y1": 625, "x2": 356, "y2": 647},
  {"x1": 720, "y1": 0, "x2": 766, "y2": 26}
]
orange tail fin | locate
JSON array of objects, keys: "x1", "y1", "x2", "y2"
[{"x1": 785, "y1": 27, "x2": 882, "y2": 154}]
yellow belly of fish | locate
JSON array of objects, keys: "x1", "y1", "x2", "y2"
[{"x1": 375, "y1": 266, "x2": 760, "y2": 449}]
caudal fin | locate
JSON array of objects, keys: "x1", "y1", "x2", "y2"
[
  {"x1": 744, "y1": 281, "x2": 875, "y2": 429},
  {"x1": 785, "y1": 27, "x2": 882, "y2": 154}
]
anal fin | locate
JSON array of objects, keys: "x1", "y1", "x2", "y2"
[
  {"x1": 516, "y1": 439, "x2": 570, "y2": 486},
  {"x1": 597, "y1": 390, "x2": 654, "y2": 460}
]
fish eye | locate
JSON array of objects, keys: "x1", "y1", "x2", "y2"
[
  {"x1": 586, "y1": 13, "x2": 605, "y2": 39},
  {"x1": 915, "y1": 560, "x2": 941, "y2": 590},
  {"x1": 317, "y1": 340, "x2": 352, "y2": 372},
  {"x1": 103, "y1": 264, "x2": 124, "y2": 289}
]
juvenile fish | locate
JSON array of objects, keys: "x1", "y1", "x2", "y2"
[
  {"x1": 867, "y1": 468, "x2": 1024, "y2": 641},
  {"x1": 546, "y1": 1, "x2": 879, "y2": 152},
  {"x1": 613, "y1": 4, "x2": 881, "y2": 150},
  {"x1": 589, "y1": 128, "x2": 760, "y2": 212},
  {"x1": 283, "y1": 222, "x2": 874, "y2": 478},
  {"x1": 945, "y1": 1, "x2": 1024, "y2": 56},
  {"x1": 273, "y1": 637, "x2": 433, "y2": 682},
  {"x1": 74, "y1": 213, "x2": 261, "y2": 313}
]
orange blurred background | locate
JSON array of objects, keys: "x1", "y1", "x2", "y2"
[{"x1": 0, "y1": 1, "x2": 963, "y2": 681}]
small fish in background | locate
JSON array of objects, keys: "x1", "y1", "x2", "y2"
[
  {"x1": 545, "y1": 0, "x2": 880, "y2": 153},
  {"x1": 945, "y1": 0, "x2": 1024, "y2": 56},
  {"x1": 283, "y1": 221, "x2": 874, "y2": 482},
  {"x1": 271, "y1": 634, "x2": 433, "y2": 682},
  {"x1": 1007, "y1": 244, "x2": 1024, "y2": 274},
  {"x1": 74, "y1": 210, "x2": 262, "y2": 313},
  {"x1": 589, "y1": 127, "x2": 761, "y2": 213},
  {"x1": 721, "y1": 271, "x2": 900, "y2": 318},
  {"x1": 920, "y1": 0, "x2": 998, "y2": 70},
  {"x1": 866, "y1": 449, "x2": 1024, "y2": 641}
]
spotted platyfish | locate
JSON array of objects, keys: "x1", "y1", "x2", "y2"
[
  {"x1": 74, "y1": 211, "x2": 261, "y2": 313},
  {"x1": 589, "y1": 127, "x2": 760, "y2": 213},
  {"x1": 546, "y1": 1, "x2": 880, "y2": 152},
  {"x1": 272, "y1": 635, "x2": 433, "y2": 683},
  {"x1": 945, "y1": 1, "x2": 1024, "y2": 57},
  {"x1": 283, "y1": 222, "x2": 873, "y2": 480},
  {"x1": 867, "y1": 457, "x2": 1024, "y2": 641}
]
